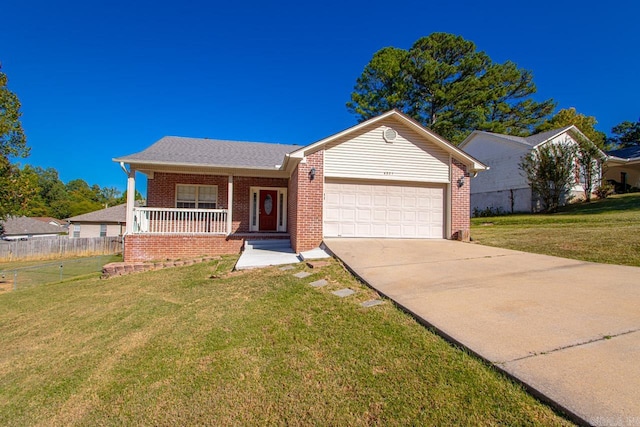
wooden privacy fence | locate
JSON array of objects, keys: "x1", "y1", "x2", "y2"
[{"x1": 0, "y1": 236, "x2": 123, "y2": 262}]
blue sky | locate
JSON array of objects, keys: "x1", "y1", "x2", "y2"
[{"x1": 3, "y1": 0, "x2": 638, "y2": 195}]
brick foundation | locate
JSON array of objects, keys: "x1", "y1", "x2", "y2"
[{"x1": 124, "y1": 234, "x2": 244, "y2": 262}]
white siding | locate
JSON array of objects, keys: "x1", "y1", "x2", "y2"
[
  {"x1": 463, "y1": 134, "x2": 531, "y2": 194},
  {"x1": 324, "y1": 119, "x2": 450, "y2": 183}
]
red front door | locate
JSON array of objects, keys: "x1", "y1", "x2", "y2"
[{"x1": 259, "y1": 190, "x2": 278, "y2": 231}]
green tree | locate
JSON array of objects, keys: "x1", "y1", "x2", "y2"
[
  {"x1": 347, "y1": 33, "x2": 555, "y2": 144},
  {"x1": 536, "y1": 108, "x2": 607, "y2": 149},
  {"x1": 0, "y1": 64, "x2": 33, "y2": 229},
  {"x1": 99, "y1": 186, "x2": 122, "y2": 207},
  {"x1": 574, "y1": 135, "x2": 606, "y2": 202},
  {"x1": 609, "y1": 118, "x2": 640, "y2": 148},
  {"x1": 519, "y1": 140, "x2": 577, "y2": 213},
  {"x1": 66, "y1": 179, "x2": 102, "y2": 216}
]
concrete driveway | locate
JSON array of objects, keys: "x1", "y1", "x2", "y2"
[{"x1": 324, "y1": 238, "x2": 640, "y2": 426}]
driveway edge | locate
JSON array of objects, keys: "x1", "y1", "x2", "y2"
[{"x1": 325, "y1": 245, "x2": 589, "y2": 427}]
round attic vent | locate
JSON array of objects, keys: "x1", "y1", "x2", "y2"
[{"x1": 383, "y1": 127, "x2": 398, "y2": 143}]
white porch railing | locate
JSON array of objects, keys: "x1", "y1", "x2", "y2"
[{"x1": 132, "y1": 207, "x2": 229, "y2": 235}]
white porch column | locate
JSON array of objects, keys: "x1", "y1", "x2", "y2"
[
  {"x1": 227, "y1": 175, "x2": 233, "y2": 235},
  {"x1": 125, "y1": 168, "x2": 136, "y2": 234}
]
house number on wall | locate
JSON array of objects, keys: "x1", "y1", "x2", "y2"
[{"x1": 383, "y1": 171, "x2": 394, "y2": 175}]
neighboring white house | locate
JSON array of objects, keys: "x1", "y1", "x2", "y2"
[
  {"x1": 67, "y1": 204, "x2": 126, "y2": 238},
  {"x1": 459, "y1": 125, "x2": 602, "y2": 214}
]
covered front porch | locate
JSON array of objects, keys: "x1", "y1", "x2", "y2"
[{"x1": 120, "y1": 167, "x2": 292, "y2": 261}]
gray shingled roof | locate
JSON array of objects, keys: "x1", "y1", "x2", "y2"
[
  {"x1": 523, "y1": 125, "x2": 574, "y2": 146},
  {"x1": 1, "y1": 216, "x2": 66, "y2": 236},
  {"x1": 476, "y1": 126, "x2": 575, "y2": 148},
  {"x1": 67, "y1": 204, "x2": 127, "y2": 223},
  {"x1": 114, "y1": 136, "x2": 303, "y2": 169},
  {"x1": 607, "y1": 146, "x2": 640, "y2": 160}
]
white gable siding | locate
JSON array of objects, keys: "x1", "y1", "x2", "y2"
[
  {"x1": 463, "y1": 134, "x2": 531, "y2": 194},
  {"x1": 324, "y1": 119, "x2": 450, "y2": 183}
]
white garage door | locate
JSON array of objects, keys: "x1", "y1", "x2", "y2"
[{"x1": 324, "y1": 181, "x2": 444, "y2": 238}]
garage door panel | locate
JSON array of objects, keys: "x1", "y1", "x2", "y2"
[
  {"x1": 324, "y1": 181, "x2": 444, "y2": 238},
  {"x1": 373, "y1": 210, "x2": 386, "y2": 221}
]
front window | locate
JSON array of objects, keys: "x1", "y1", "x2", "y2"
[
  {"x1": 100, "y1": 224, "x2": 107, "y2": 237},
  {"x1": 73, "y1": 224, "x2": 80, "y2": 238},
  {"x1": 176, "y1": 185, "x2": 218, "y2": 209}
]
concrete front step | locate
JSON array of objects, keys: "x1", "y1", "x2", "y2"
[{"x1": 244, "y1": 239, "x2": 292, "y2": 250}]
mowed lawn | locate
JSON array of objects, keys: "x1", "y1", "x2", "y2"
[
  {"x1": 471, "y1": 193, "x2": 640, "y2": 266},
  {"x1": 0, "y1": 257, "x2": 571, "y2": 426}
]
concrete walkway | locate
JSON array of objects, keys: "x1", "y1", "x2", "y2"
[
  {"x1": 325, "y1": 238, "x2": 640, "y2": 426},
  {"x1": 235, "y1": 240, "x2": 330, "y2": 270}
]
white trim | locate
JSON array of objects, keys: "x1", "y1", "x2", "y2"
[
  {"x1": 175, "y1": 183, "x2": 218, "y2": 209},
  {"x1": 227, "y1": 176, "x2": 233, "y2": 235},
  {"x1": 249, "y1": 186, "x2": 288, "y2": 232}
]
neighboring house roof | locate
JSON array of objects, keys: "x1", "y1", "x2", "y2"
[
  {"x1": 460, "y1": 125, "x2": 596, "y2": 152},
  {"x1": 284, "y1": 109, "x2": 488, "y2": 173},
  {"x1": 113, "y1": 136, "x2": 302, "y2": 170},
  {"x1": 32, "y1": 217, "x2": 68, "y2": 227},
  {"x1": 67, "y1": 204, "x2": 127, "y2": 224},
  {"x1": 607, "y1": 146, "x2": 640, "y2": 160},
  {"x1": 1, "y1": 216, "x2": 66, "y2": 236}
]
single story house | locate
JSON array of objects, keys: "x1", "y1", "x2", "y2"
[
  {"x1": 67, "y1": 204, "x2": 127, "y2": 238},
  {"x1": 604, "y1": 146, "x2": 640, "y2": 192},
  {"x1": 459, "y1": 125, "x2": 603, "y2": 214},
  {"x1": 113, "y1": 110, "x2": 487, "y2": 262},
  {"x1": 1, "y1": 216, "x2": 67, "y2": 240}
]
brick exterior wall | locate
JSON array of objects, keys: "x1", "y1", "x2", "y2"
[
  {"x1": 147, "y1": 172, "x2": 287, "y2": 233},
  {"x1": 124, "y1": 234, "x2": 245, "y2": 262},
  {"x1": 451, "y1": 159, "x2": 470, "y2": 241},
  {"x1": 232, "y1": 176, "x2": 288, "y2": 232},
  {"x1": 288, "y1": 151, "x2": 324, "y2": 252}
]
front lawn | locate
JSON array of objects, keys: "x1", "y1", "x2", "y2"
[
  {"x1": 471, "y1": 193, "x2": 640, "y2": 266},
  {"x1": 0, "y1": 258, "x2": 570, "y2": 425}
]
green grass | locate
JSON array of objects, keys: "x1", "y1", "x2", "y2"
[
  {"x1": 0, "y1": 258, "x2": 571, "y2": 426},
  {"x1": 0, "y1": 255, "x2": 122, "y2": 292},
  {"x1": 471, "y1": 193, "x2": 640, "y2": 266}
]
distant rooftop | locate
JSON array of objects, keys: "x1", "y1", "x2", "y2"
[
  {"x1": 67, "y1": 204, "x2": 127, "y2": 223},
  {"x1": 477, "y1": 125, "x2": 575, "y2": 147},
  {"x1": 607, "y1": 145, "x2": 640, "y2": 160},
  {"x1": 114, "y1": 136, "x2": 303, "y2": 169},
  {"x1": 1, "y1": 216, "x2": 66, "y2": 236}
]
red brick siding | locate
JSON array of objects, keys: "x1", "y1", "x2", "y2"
[
  {"x1": 288, "y1": 151, "x2": 324, "y2": 252},
  {"x1": 147, "y1": 172, "x2": 287, "y2": 233},
  {"x1": 232, "y1": 176, "x2": 288, "y2": 232},
  {"x1": 124, "y1": 234, "x2": 245, "y2": 262},
  {"x1": 451, "y1": 159, "x2": 470, "y2": 240},
  {"x1": 148, "y1": 173, "x2": 229, "y2": 208}
]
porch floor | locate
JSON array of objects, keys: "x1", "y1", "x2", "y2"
[{"x1": 235, "y1": 240, "x2": 301, "y2": 270}]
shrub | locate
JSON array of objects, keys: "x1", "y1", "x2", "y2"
[
  {"x1": 473, "y1": 206, "x2": 507, "y2": 218},
  {"x1": 594, "y1": 183, "x2": 614, "y2": 199}
]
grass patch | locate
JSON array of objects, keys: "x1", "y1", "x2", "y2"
[
  {"x1": 0, "y1": 255, "x2": 122, "y2": 292},
  {"x1": 471, "y1": 193, "x2": 640, "y2": 266},
  {"x1": 0, "y1": 257, "x2": 571, "y2": 425}
]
